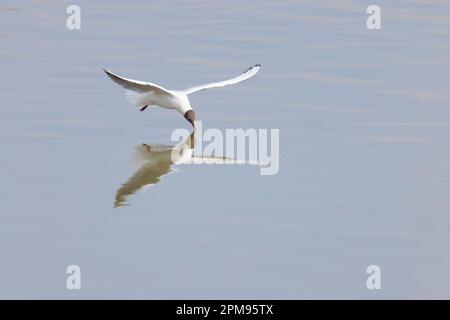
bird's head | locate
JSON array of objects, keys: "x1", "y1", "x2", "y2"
[{"x1": 184, "y1": 110, "x2": 196, "y2": 129}]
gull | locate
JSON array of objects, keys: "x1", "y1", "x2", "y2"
[
  {"x1": 103, "y1": 64, "x2": 261, "y2": 128},
  {"x1": 114, "y1": 131, "x2": 261, "y2": 207}
]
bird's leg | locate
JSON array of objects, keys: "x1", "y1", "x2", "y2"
[{"x1": 140, "y1": 105, "x2": 149, "y2": 112}]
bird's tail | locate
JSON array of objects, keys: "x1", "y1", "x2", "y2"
[{"x1": 125, "y1": 90, "x2": 148, "y2": 108}]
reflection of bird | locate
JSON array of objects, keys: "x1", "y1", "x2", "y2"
[
  {"x1": 114, "y1": 131, "x2": 195, "y2": 208},
  {"x1": 103, "y1": 64, "x2": 261, "y2": 128},
  {"x1": 114, "y1": 131, "x2": 260, "y2": 207}
]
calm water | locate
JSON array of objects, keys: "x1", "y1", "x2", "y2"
[{"x1": 1, "y1": 0, "x2": 450, "y2": 298}]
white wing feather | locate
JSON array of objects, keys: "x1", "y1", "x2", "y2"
[
  {"x1": 103, "y1": 69, "x2": 176, "y2": 108},
  {"x1": 103, "y1": 69, "x2": 173, "y2": 95},
  {"x1": 183, "y1": 64, "x2": 261, "y2": 95}
]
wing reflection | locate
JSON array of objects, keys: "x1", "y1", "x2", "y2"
[
  {"x1": 114, "y1": 131, "x2": 196, "y2": 207},
  {"x1": 114, "y1": 130, "x2": 261, "y2": 207}
]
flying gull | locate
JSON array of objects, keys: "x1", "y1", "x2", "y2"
[{"x1": 103, "y1": 64, "x2": 261, "y2": 128}]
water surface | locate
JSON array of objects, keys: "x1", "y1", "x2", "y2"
[{"x1": 1, "y1": 0, "x2": 450, "y2": 298}]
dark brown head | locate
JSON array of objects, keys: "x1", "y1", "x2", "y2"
[{"x1": 184, "y1": 110, "x2": 196, "y2": 128}]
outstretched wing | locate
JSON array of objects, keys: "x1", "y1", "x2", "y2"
[
  {"x1": 114, "y1": 162, "x2": 173, "y2": 208},
  {"x1": 114, "y1": 144, "x2": 174, "y2": 207},
  {"x1": 103, "y1": 69, "x2": 174, "y2": 97},
  {"x1": 183, "y1": 64, "x2": 261, "y2": 95},
  {"x1": 189, "y1": 155, "x2": 262, "y2": 166}
]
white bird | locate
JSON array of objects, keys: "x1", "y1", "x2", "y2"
[{"x1": 103, "y1": 64, "x2": 261, "y2": 128}]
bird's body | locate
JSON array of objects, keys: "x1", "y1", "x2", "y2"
[{"x1": 103, "y1": 64, "x2": 261, "y2": 127}]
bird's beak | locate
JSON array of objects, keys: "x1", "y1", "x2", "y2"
[{"x1": 190, "y1": 120, "x2": 196, "y2": 129}]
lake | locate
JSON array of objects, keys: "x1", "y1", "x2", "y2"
[{"x1": 1, "y1": 0, "x2": 450, "y2": 298}]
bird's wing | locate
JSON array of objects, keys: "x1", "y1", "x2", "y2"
[
  {"x1": 114, "y1": 162, "x2": 173, "y2": 208},
  {"x1": 189, "y1": 155, "x2": 262, "y2": 166},
  {"x1": 182, "y1": 64, "x2": 261, "y2": 95},
  {"x1": 103, "y1": 69, "x2": 174, "y2": 97},
  {"x1": 115, "y1": 143, "x2": 175, "y2": 207}
]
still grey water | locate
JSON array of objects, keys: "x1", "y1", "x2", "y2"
[{"x1": 1, "y1": 0, "x2": 450, "y2": 298}]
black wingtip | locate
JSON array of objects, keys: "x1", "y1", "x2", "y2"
[{"x1": 244, "y1": 64, "x2": 261, "y2": 73}]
